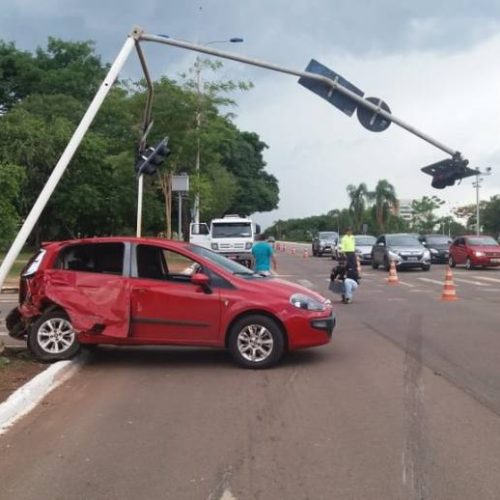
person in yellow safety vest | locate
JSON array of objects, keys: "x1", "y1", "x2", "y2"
[{"x1": 340, "y1": 227, "x2": 356, "y2": 268}]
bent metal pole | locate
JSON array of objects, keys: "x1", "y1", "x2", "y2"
[
  {"x1": 0, "y1": 30, "x2": 138, "y2": 290},
  {"x1": 139, "y1": 32, "x2": 459, "y2": 158}
]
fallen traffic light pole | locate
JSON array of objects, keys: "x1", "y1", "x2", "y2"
[{"x1": 0, "y1": 25, "x2": 474, "y2": 290}]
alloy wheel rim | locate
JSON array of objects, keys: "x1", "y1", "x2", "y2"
[
  {"x1": 237, "y1": 324, "x2": 274, "y2": 362},
  {"x1": 37, "y1": 318, "x2": 75, "y2": 354}
]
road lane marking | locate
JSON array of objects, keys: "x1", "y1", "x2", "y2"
[
  {"x1": 297, "y1": 279, "x2": 315, "y2": 289},
  {"x1": 417, "y1": 278, "x2": 446, "y2": 286},
  {"x1": 473, "y1": 276, "x2": 500, "y2": 284},
  {"x1": 453, "y1": 278, "x2": 488, "y2": 286},
  {"x1": 398, "y1": 281, "x2": 415, "y2": 288}
]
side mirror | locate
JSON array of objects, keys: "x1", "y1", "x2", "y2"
[
  {"x1": 191, "y1": 272, "x2": 212, "y2": 293},
  {"x1": 377, "y1": 242, "x2": 385, "y2": 247},
  {"x1": 254, "y1": 224, "x2": 261, "y2": 235}
]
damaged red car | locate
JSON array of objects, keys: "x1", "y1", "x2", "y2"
[{"x1": 6, "y1": 237, "x2": 335, "y2": 368}]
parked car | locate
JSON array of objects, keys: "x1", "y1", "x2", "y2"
[
  {"x1": 6, "y1": 237, "x2": 335, "y2": 368},
  {"x1": 354, "y1": 234, "x2": 377, "y2": 264},
  {"x1": 448, "y1": 235, "x2": 500, "y2": 270},
  {"x1": 371, "y1": 233, "x2": 431, "y2": 271},
  {"x1": 312, "y1": 231, "x2": 339, "y2": 257},
  {"x1": 419, "y1": 234, "x2": 453, "y2": 263}
]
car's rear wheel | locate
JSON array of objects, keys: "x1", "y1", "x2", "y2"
[
  {"x1": 449, "y1": 256, "x2": 456, "y2": 268},
  {"x1": 28, "y1": 310, "x2": 80, "y2": 362},
  {"x1": 465, "y1": 257, "x2": 474, "y2": 270},
  {"x1": 228, "y1": 315, "x2": 285, "y2": 369}
]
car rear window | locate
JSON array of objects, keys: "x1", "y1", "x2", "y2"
[
  {"x1": 55, "y1": 243, "x2": 125, "y2": 275},
  {"x1": 22, "y1": 249, "x2": 47, "y2": 277}
]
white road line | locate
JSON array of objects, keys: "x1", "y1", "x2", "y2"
[
  {"x1": 417, "y1": 277, "x2": 446, "y2": 286},
  {"x1": 453, "y1": 278, "x2": 488, "y2": 286},
  {"x1": 398, "y1": 281, "x2": 415, "y2": 288},
  {"x1": 297, "y1": 279, "x2": 315, "y2": 289},
  {"x1": 473, "y1": 276, "x2": 500, "y2": 284}
]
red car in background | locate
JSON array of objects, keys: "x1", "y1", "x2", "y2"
[
  {"x1": 6, "y1": 237, "x2": 335, "y2": 368},
  {"x1": 449, "y1": 235, "x2": 500, "y2": 270}
]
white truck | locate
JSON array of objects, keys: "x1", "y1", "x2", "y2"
[{"x1": 189, "y1": 215, "x2": 260, "y2": 267}]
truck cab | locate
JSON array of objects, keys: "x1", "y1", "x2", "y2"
[{"x1": 189, "y1": 215, "x2": 260, "y2": 267}]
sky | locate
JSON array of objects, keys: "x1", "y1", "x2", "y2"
[{"x1": 2, "y1": 0, "x2": 500, "y2": 230}]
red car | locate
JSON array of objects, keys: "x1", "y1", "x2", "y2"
[
  {"x1": 6, "y1": 237, "x2": 335, "y2": 368},
  {"x1": 449, "y1": 235, "x2": 500, "y2": 270}
]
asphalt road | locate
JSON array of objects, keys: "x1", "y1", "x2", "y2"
[{"x1": 1, "y1": 252, "x2": 500, "y2": 499}]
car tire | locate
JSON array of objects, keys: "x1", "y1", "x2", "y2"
[
  {"x1": 422, "y1": 264, "x2": 431, "y2": 271},
  {"x1": 449, "y1": 256, "x2": 456, "y2": 268},
  {"x1": 465, "y1": 257, "x2": 474, "y2": 271},
  {"x1": 28, "y1": 310, "x2": 80, "y2": 362},
  {"x1": 228, "y1": 314, "x2": 285, "y2": 369}
]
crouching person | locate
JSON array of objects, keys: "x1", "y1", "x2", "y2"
[{"x1": 329, "y1": 253, "x2": 360, "y2": 304}]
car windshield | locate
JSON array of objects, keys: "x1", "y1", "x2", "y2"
[
  {"x1": 212, "y1": 223, "x2": 252, "y2": 238},
  {"x1": 426, "y1": 236, "x2": 452, "y2": 245},
  {"x1": 386, "y1": 235, "x2": 421, "y2": 246},
  {"x1": 187, "y1": 244, "x2": 255, "y2": 275},
  {"x1": 319, "y1": 232, "x2": 338, "y2": 241},
  {"x1": 467, "y1": 236, "x2": 499, "y2": 246},
  {"x1": 355, "y1": 235, "x2": 376, "y2": 245}
]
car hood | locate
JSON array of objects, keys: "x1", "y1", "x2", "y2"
[
  {"x1": 388, "y1": 245, "x2": 426, "y2": 254},
  {"x1": 356, "y1": 245, "x2": 373, "y2": 252},
  {"x1": 246, "y1": 276, "x2": 329, "y2": 303},
  {"x1": 469, "y1": 245, "x2": 500, "y2": 252},
  {"x1": 426, "y1": 243, "x2": 449, "y2": 250}
]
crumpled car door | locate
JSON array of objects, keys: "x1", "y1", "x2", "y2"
[{"x1": 42, "y1": 269, "x2": 131, "y2": 338}]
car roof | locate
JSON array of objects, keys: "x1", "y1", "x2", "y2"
[{"x1": 42, "y1": 236, "x2": 191, "y2": 250}]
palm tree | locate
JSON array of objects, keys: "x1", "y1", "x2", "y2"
[
  {"x1": 368, "y1": 180, "x2": 398, "y2": 232},
  {"x1": 346, "y1": 183, "x2": 368, "y2": 232}
]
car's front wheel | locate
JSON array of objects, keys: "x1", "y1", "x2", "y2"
[
  {"x1": 28, "y1": 310, "x2": 80, "y2": 362},
  {"x1": 228, "y1": 315, "x2": 285, "y2": 369},
  {"x1": 465, "y1": 257, "x2": 474, "y2": 270},
  {"x1": 422, "y1": 264, "x2": 431, "y2": 271},
  {"x1": 449, "y1": 256, "x2": 456, "y2": 268}
]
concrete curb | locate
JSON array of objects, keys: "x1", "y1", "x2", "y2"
[{"x1": 0, "y1": 352, "x2": 88, "y2": 435}]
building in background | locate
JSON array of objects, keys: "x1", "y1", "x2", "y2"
[{"x1": 396, "y1": 199, "x2": 415, "y2": 222}]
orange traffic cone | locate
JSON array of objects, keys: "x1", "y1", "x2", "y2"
[
  {"x1": 281, "y1": 244, "x2": 286, "y2": 252},
  {"x1": 387, "y1": 260, "x2": 399, "y2": 284},
  {"x1": 291, "y1": 247, "x2": 296, "y2": 255},
  {"x1": 441, "y1": 267, "x2": 458, "y2": 301},
  {"x1": 303, "y1": 249, "x2": 309, "y2": 258}
]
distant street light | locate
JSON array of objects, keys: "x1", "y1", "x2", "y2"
[
  {"x1": 193, "y1": 37, "x2": 243, "y2": 223},
  {"x1": 472, "y1": 167, "x2": 492, "y2": 236}
]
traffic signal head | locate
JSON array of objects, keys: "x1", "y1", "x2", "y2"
[
  {"x1": 421, "y1": 155, "x2": 476, "y2": 189},
  {"x1": 135, "y1": 137, "x2": 171, "y2": 176}
]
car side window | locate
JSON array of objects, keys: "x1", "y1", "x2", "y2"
[
  {"x1": 135, "y1": 245, "x2": 201, "y2": 282},
  {"x1": 55, "y1": 243, "x2": 125, "y2": 275}
]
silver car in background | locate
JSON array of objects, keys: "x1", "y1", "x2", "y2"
[
  {"x1": 354, "y1": 234, "x2": 377, "y2": 264},
  {"x1": 371, "y1": 233, "x2": 431, "y2": 271}
]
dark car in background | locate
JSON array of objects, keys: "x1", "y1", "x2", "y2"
[
  {"x1": 354, "y1": 234, "x2": 377, "y2": 264},
  {"x1": 419, "y1": 234, "x2": 452, "y2": 263},
  {"x1": 449, "y1": 235, "x2": 500, "y2": 270},
  {"x1": 372, "y1": 233, "x2": 431, "y2": 271},
  {"x1": 312, "y1": 231, "x2": 339, "y2": 257}
]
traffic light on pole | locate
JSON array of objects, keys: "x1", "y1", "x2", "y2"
[{"x1": 135, "y1": 137, "x2": 171, "y2": 176}]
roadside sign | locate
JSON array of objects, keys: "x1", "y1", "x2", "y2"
[
  {"x1": 298, "y1": 59, "x2": 364, "y2": 117},
  {"x1": 357, "y1": 97, "x2": 392, "y2": 132}
]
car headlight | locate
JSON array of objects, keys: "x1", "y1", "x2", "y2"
[
  {"x1": 423, "y1": 250, "x2": 431, "y2": 259},
  {"x1": 211, "y1": 243, "x2": 219, "y2": 250},
  {"x1": 245, "y1": 242, "x2": 253, "y2": 250},
  {"x1": 475, "y1": 251, "x2": 485, "y2": 257},
  {"x1": 388, "y1": 250, "x2": 400, "y2": 260},
  {"x1": 430, "y1": 248, "x2": 438, "y2": 254},
  {"x1": 290, "y1": 293, "x2": 328, "y2": 311}
]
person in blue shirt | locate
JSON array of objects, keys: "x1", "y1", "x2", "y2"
[{"x1": 251, "y1": 234, "x2": 277, "y2": 276}]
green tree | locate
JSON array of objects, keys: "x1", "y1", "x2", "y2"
[
  {"x1": 0, "y1": 162, "x2": 25, "y2": 249},
  {"x1": 410, "y1": 195, "x2": 445, "y2": 233},
  {"x1": 368, "y1": 180, "x2": 398, "y2": 232},
  {"x1": 346, "y1": 183, "x2": 368, "y2": 232},
  {"x1": 481, "y1": 196, "x2": 500, "y2": 237}
]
